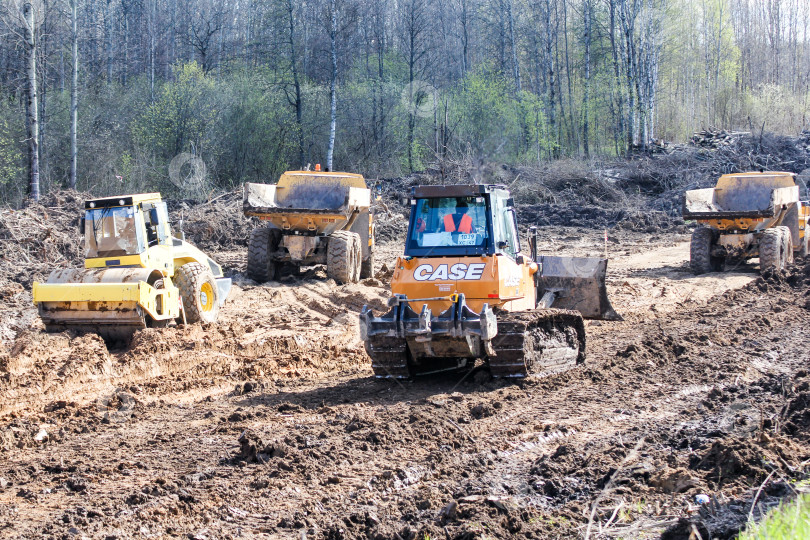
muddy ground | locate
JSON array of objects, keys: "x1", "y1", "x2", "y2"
[
  {"x1": 2, "y1": 221, "x2": 810, "y2": 539},
  {"x1": 2, "y1": 164, "x2": 810, "y2": 538}
]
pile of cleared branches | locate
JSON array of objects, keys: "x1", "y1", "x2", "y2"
[
  {"x1": 0, "y1": 191, "x2": 87, "y2": 287},
  {"x1": 691, "y1": 128, "x2": 750, "y2": 148},
  {"x1": 167, "y1": 189, "x2": 254, "y2": 251}
]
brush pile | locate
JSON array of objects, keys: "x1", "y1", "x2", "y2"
[
  {"x1": 691, "y1": 129, "x2": 750, "y2": 148},
  {"x1": 0, "y1": 191, "x2": 86, "y2": 287}
]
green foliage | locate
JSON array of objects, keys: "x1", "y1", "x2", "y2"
[
  {"x1": 451, "y1": 65, "x2": 517, "y2": 157},
  {"x1": 0, "y1": 99, "x2": 25, "y2": 203},
  {"x1": 133, "y1": 62, "x2": 218, "y2": 159},
  {"x1": 214, "y1": 68, "x2": 297, "y2": 185},
  {"x1": 447, "y1": 66, "x2": 554, "y2": 163},
  {"x1": 738, "y1": 493, "x2": 810, "y2": 539}
]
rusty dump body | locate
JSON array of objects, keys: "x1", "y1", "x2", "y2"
[
  {"x1": 683, "y1": 172, "x2": 810, "y2": 273},
  {"x1": 360, "y1": 184, "x2": 620, "y2": 379},
  {"x1": 684, "y1": 172, "x2": 801, "y2": 225},
  {"x1": 243, "y1": 172, "x2": 373, "y2": 272}
]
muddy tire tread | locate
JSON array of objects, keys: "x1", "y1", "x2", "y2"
[
  {"x1": 247, "y1": 226, "x2": 281, "y2": 283},
  {"x1": 690, "y1": 227, "x2": 716, "y2": 275},
  {"x1": 327, "y1": 231, "x2": 361, "y2": 284},
  {"x1": 778, "y1": 226, "x2": 794, "y2": 265},
  {"x1": 760, "y1": 228, "x2": 783, "y2": 273},
  {"x1": 175, "y1": 262, "x2": 219, "y2": 324}
]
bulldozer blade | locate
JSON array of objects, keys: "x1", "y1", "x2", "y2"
[{"x1": 537, "y1": 256, "x2": 622, "y2": 321}]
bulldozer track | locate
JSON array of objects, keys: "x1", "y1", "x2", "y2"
[
  {"x1": 364, "y1": 309, "x2": 585, "y2": 379},
  {"x1": 487, "y1": 309, "x2": 585, "y2": 378},
  {"x1": 365, "y1": 335, "x2": 410, "y2": 378}
]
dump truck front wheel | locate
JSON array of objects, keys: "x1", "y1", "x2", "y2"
[
  {"x1": 760, "y1": 228, "x2": 789, "y2": 273},
  {"x1": 247, "y1": 226, "x2": 281, "y2": 283},
  {"x1": 690, "y1": 227, "x2": 723, "y2": 274},
  {"x1": 328, "y1": 231, "x2": 361, "y2": 284},
  {"x1": 175, "y1": 262, "x2": 220, "y2": 324}
]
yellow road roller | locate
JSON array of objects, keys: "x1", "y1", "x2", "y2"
[{"x1": 32, "y1": 193, "x2": 231, "y2": 342}]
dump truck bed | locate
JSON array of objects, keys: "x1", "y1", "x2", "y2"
[
  {"x1": 683, "y1": 172, "x2": 799, "y2": 221},
  {"x1": 243, "y1": 172, "x2": 370, "y2": 236}
]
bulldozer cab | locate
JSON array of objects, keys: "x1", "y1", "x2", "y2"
[
  {"x1": 405, "y1": 185, "x2": 518, "y2": 258},
  {"x1": 82, "y1": 194, "x2": 172, "y2": 262}
]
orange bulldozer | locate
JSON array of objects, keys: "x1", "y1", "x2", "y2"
[{"x1": 360, "y1": 184, "x2": 621, "y2": 378}]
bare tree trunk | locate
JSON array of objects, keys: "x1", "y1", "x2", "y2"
[
  {"x1": 546, "y1": 0, "x2": 557, "y2": 158},
  {"x1": 562, "y1": 0, "x2": 577, "y2": 153},
  {"x1": 375, "y1": 0, "x2": 386, "y2": 157},
  {"x1": 460, "y1": 0, "x2": 469, "y2": 77},
  {"x1": 620, "y1": 0, "x2": 637, "y2": 148},
  {"x1": 507, "y1": 0, "x2": 521, "y2": 93},
  {"x1": 583, "y1": 0, "x2": 591, "y2": 157},
  {"x1": 23, "y1": 2, "x2": 40, "y2": 201},
  {"x1": 106, "y1": 0, "x2": 113, "y2": 83},
  {"x1": 122, "y1": 1, "x2": 129, "y2": 86},
  {"x1": 70, "y1": 0, "x2": 79, "y2": 189},
  {"x1": 608, "y1": 0, "x2": 625, "y2": 155},
  {"x1": 326, "y1": 0, "x2": 338, "y2": 171},
  {"x1": 149, "y1": 0, "x2": 155, "y2": 102},
  {"x1": 404, "y1": 0, "x2": 427, "y2": 172},
  {"x1": 286, "y1": 0, "x2": 305, "y2": 168},
  {"x1": 169, "y1": 0, "x2": 177, "y2": 77}
]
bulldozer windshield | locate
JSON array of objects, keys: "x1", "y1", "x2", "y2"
[
  {"x1": 84, "y1": 206, "x2": 146, "y2": 258},
  {"x1": 407, "y1": 197, "x2": 490, "y2": 255}
]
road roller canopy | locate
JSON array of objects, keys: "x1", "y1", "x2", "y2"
[
  {"x1": 84, "y1": 206, "x2": 146, "y2": 258},
  {"x1": 82, "y1": 193, "x2": 171, "y2": 259},
  {"x1": 405, "y1": 184, "x2": 520, "y2": 258}
]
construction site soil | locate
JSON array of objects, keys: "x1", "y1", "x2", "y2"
[{"x1": 2, "y1": 150, "x2": 810, "y2": 539}]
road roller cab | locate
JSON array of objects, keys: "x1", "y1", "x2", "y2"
[{"x1": 33, "y1": 193, "x2": 231, "y2": 342}]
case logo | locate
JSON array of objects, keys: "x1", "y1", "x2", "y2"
[{"x1": 413, "y1": 263, "x2": 486, "y2": 281}]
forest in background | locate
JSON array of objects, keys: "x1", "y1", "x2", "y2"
[{"x1": 0, "y1": 0, "x2": 808, "y2": 204}]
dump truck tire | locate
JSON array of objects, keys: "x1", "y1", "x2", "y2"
[
  {"x1": 247, "y1": 226, "x2": 281, "y2": 283},
  {"x1": 778, "y1": 226, "x2": 794, "y2": 265},
  {"x1": 690, "y1": 227, "x2": 718, "y2": 274},
  {"x1": 327, "y1": 231, "x2": 361, "y2": 284},
  {"x1": 175, "y1": 262, "x2": 220, "y2": 324},
  {"x1": 360, "y1": 249, "x2": 375, "y2": 279},
  {"x1": 760, "y1": 228, "x2": 784, "y2": 272}
]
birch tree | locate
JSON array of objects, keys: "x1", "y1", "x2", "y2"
[
  {"x1": 326, "y1": 0, "x2": 337, "y2": 171},
  {"x1": 69, "y1": 0, "x2": 78, "y2": 189}
]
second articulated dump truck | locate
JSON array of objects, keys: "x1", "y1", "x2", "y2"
[
  {"x1": 243, "y1": 169, "x2": 375, "y2": 284},
  {"x1": 684, "y1": 171, "x2": 810, "y2": 275}
]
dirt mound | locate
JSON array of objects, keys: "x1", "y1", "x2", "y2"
[
  {"x1": 783, "y1": 372, "x2": 810, "y2": 441},
  {"x1": 373, "y1": 206, "x2": 409, "y2": 243}
]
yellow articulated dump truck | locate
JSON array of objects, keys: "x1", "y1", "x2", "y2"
[
  {"x1": 243, "y1": 168, "x2": 374, "y2": 284},
  {"x1": 360, "y1": 184, "x2": 621, "y2": 379},
  {"x1": 33, "y1": 193, "x2": 231, "y2": 342},
  {"x1": 684, "y1": 171, "x2": 810, "y2": 275}
]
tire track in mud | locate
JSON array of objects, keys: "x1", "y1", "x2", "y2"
[
  {"x1": 0, "y1": 322, "x2": 364, "y2": 418},
  {"x1": 0, "y1": 273, "x2": 390, "y2": 419},
  {"x1": 3, "y1": 241, "x2": 810, "y2": 539}
]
